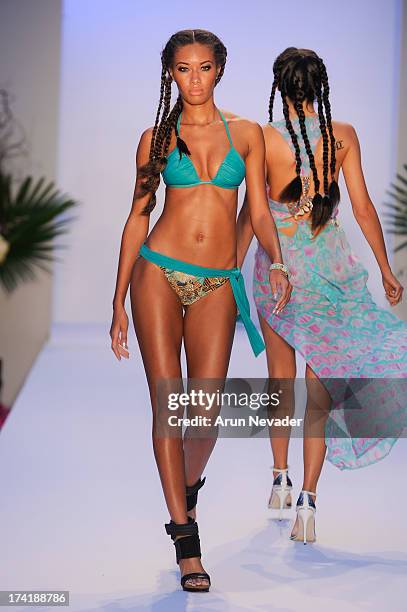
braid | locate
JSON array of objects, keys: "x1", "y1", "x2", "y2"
[
  {"x1": 319, "y1": 61, "x2": 335, "y2": 179},
  {"x1": 294, "y1": 99, "x2": 320, "y2": 194},
  {"x1": 149, "y1": 65, "x2": 167, "y2": 158},
  {"x1": 279, "y1": 95, "x2": 303, "y2": 202},
  {"x1": 137, "y1": 72, "x2": 174, "y2": 215},
  {"x1": 172, "y1": 96, "x2": 191, "y2": 158},
  {"x1": 315, "y1": 87, "x2": 329, "y2": 196},
  {"x1": 294, "y1": 97, "x2": 327, "y2": 227},
  {"x1": 140, "y1": 97, "x2": 181, "y2": 215},
  {"x1": 215, "y1": 62, "x2": 225, "y2": 85},
  {"x1": 268, "y1": 74, "x2": 278, "y2": 123},
  {"x1": 151, "y1": 74, "x2": 173, "y2": 163},
  {"x1": 268, "y1": 59, "x2": 283, "y2": 123},
  {"x1": 166, "y1": 97, "x2": 183, "y2": 157},
  {"x1": 136, "y1": 29, "x2": 227, "y2": 215},
  {"x1": 296, "y1": 103, "x2": 334, "y2": 232},
  {"x1": 319, "y1": 59, "x2": 340, "y2": 206}
]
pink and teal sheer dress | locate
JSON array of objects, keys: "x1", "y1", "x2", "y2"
[{"x1": 253, "y1": 116, "x2": 407, "y2": 470}]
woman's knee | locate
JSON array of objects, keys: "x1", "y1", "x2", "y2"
[{"x1": 268, "y1": 363, "x2": 297, "y2": 378}]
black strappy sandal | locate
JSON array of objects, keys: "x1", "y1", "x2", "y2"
[
  {"x1": 165, "y1": 517, "x2": 211, "y2": 592},
  {"x1": 186, "y1": 476, "x2": 206, "y2": 514}
]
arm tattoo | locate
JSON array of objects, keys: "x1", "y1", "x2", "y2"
[{"x1": 335, "y1": 140, "x2": 344, "y2": 150}]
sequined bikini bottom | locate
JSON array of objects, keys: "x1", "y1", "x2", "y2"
[
  {"x1": 159, "y1": 266, "x2": 228, "y2": 305},
  {"x1": 138, "y1": 242, "x2": 265, "y2": 356}
]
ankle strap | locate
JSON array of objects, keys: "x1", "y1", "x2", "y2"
[
  {"x1": 301, "y1": 489, "x2": 317, "y2": 496},
  {"x1": 186, "y1": 476, "x2": 206, "y2": 496},
  {"x1": 165, "y1": 518, "x2": 202, "y2": 564},
  {"x1": 165, "y1": 517, "x2": 198, "y2": 540},
  {"x1": 271, "y1": 466, "x2": 289, "y2": 472},
  {"x1": 186, "y1": 476, "x2": 206, "y2": 512}
]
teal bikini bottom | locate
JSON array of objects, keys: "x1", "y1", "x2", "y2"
[{"x1": 139, "y1": 243, "x2": 265, "y2": 357}]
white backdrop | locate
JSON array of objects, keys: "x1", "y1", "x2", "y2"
[{"x1": 54, "y1": 0, "x2": 402, "y2": 324}]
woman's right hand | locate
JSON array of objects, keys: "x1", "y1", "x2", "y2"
[
  {"x1": 110, "y1": 304, "x2": 130, "y2": 361},
  {"x1": 269, "y1": 269, "x2": 292, "y2": 314},
  {"x1": 382, "y1": 270, "x2": 404, "y2": 306}
]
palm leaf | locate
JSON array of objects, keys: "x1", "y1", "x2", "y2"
[
  {"x1": 394, "y1": 240, "x2": 407, "y2": 252},
  {"x1": 395, "y1": 173, "x2": 407, "y2": 187},
  {"x1": 381, "y1": 213, "x2": 407, "y2": 224},
  {"x1": 383, "y1": 226, "x2": 407, "y2": 234},
  {"x1": 384, "y1": 166, "x2": 407, "y2": 254},
  {"x1": 388, "y1": 182, "x2": 407, "y2": 196},
  {"x1": 385, "y1": 191, "x2": 407, "y2": 206},
  {"x1": 383, "y1": 202, "x2": 407, "y2": 215},
  {"x1": 0, "y1": 171, "x2": 78, "y2": 292}
]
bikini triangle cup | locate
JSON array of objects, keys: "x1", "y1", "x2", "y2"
[{"x1": 162, "y1": 110, "x2": 246, "y2": 189}]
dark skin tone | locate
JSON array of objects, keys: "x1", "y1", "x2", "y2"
[
  {"x1": 110, "y1": 43, "x2": 292, "y2": 588},
  {"x1": 237, "y1": 97, "x2": 404, "y2": 538}
]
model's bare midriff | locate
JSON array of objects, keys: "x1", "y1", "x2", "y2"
[{"x1": 146, "y1": 186, "x2": 238, "y2": 269}]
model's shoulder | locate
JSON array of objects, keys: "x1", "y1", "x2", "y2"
[
  {"x1": 139, "y1": 126, "x2": 154, "y2": 144},
  {"x1": 262, "y1": 118, "x2": 290, "y2": 135},
  {"x1": 136, "y1": 127, "x2": 154, "y2": 164},
  {"x1": 137, "y1": 126, "x2": 155, "y2": 152},
  {"x1": 330, "y1": 121, "x2": 359, "y2": 153},
  {"x1": 262, "y1": 121, "x2": 283, "y2": 136},
  {"x1": 331, "y1": 120, "x2": 357, "y2": 138},
  {"x1": 221, "y1": 111, "x2": 261, "y2": 133}
]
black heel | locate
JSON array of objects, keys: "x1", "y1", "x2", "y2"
[
  {"x1": 165, "y1": 517, "x2": 211, "y2": 592},
  {"x1": 186, "y1": 476, "x2": 206, "y2": 513}
]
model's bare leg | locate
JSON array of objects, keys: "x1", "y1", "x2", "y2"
[
  {"x1": 131, "y1": 261, "x2": 237, "y2": 588},
  {"x1": 259, "y1": 313, "x2": 296, "y2": 498},
  {"x1": 302, "y1": 363, "x2": 330, "y2": 491},
  {"x1": 183, "y1": 280, "x2": 237, "y2": 501},
  {"x1": 291, "y1": 362, "x2": 330, "y2": 538},
  {"x1": 179, "y1": 280, "x2": 236, "y2": 588},
  {"x1": 130, "y1": 257, "x2": 188, "y2": 517},
  {"x1": 130, "y1": 258, "x2": 206, "y2": 586}
]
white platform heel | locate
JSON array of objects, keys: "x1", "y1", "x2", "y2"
[
  {"x1": 268, "y1": 466, "x2": 293, "y2": 520},
  {"x1": 290, "y1": 490, "x2": 316, "y2": 544}
]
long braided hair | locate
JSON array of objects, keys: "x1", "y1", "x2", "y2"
[
  {"x1": 268, "y1": 47, "x2": 340, "y2": 231},
  {"x1": 137, "y1": 29, "x2": 227, "y2": 214}
]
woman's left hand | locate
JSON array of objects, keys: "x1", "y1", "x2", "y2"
[
  {"x1": 382, "y1": 270, "x2": 404, "y2": 306},
  {"x1": 269, "y1": 270, "x2": 292, "y2": 314}
]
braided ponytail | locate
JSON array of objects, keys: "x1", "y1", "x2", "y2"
[
  {"x1": 136, "y1": 68, "x2": 171, "y2": 214},
  {"x1": 150, "y1": 65, "x2": 168, "y2": 156},
  {"x1": 294, "y1": 98, "x2": 320, "y2": 192},
  {"x1": 136, "y1": 29, "x2": 227, "y2": 215},
  {"x1": 279, "y1": 95, "x2": 303, "y2": 202},
  {"x1": 315, "y1": 86, "x2": 329, "y2": 196},
  {"x1": 268, "y1": 71, "x2": 279, "y2": 123},
  {"x1": 304, "y1": 85, "x2": 332, "y2": 229},
  {"x1": 319, "y1": 59, "x2": 340, "y2": 207},
  {"x1": 174, "y1": 98, "x2": 190, "y2": 159}
]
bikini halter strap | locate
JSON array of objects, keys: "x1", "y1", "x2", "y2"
[
  {"x1": 176, "y1": 109, "x2": 233, "y2": 144},
  {"x1": 176, "y1": 112, "x2": 182, "y2": 135},
  {"x1": 218, "y1": 109, "x2": 233, "y2": 145}
]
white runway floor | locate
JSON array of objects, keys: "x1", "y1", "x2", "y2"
[{"x1": 1, "y1": 323, "x2": 407, "y2": 612}]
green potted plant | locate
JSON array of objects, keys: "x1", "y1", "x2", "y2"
[
  {"x1": 0, "y1": 89, "x2": 78, "y2": 428},
  {"x1": 0, "y1": 88, "x2": 78, "y2": 292}
]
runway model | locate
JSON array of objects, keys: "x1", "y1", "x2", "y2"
[
  {"x1": 110, "y1": 30, "x2": 291, "y2": 591},
  {"x1": 237, "y1": 47, "x2": 407, "y2": 544}
]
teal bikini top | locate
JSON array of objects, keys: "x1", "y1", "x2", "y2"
[{"x1": 162, "y1": 109, "x2": 246, "y2": 189}]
